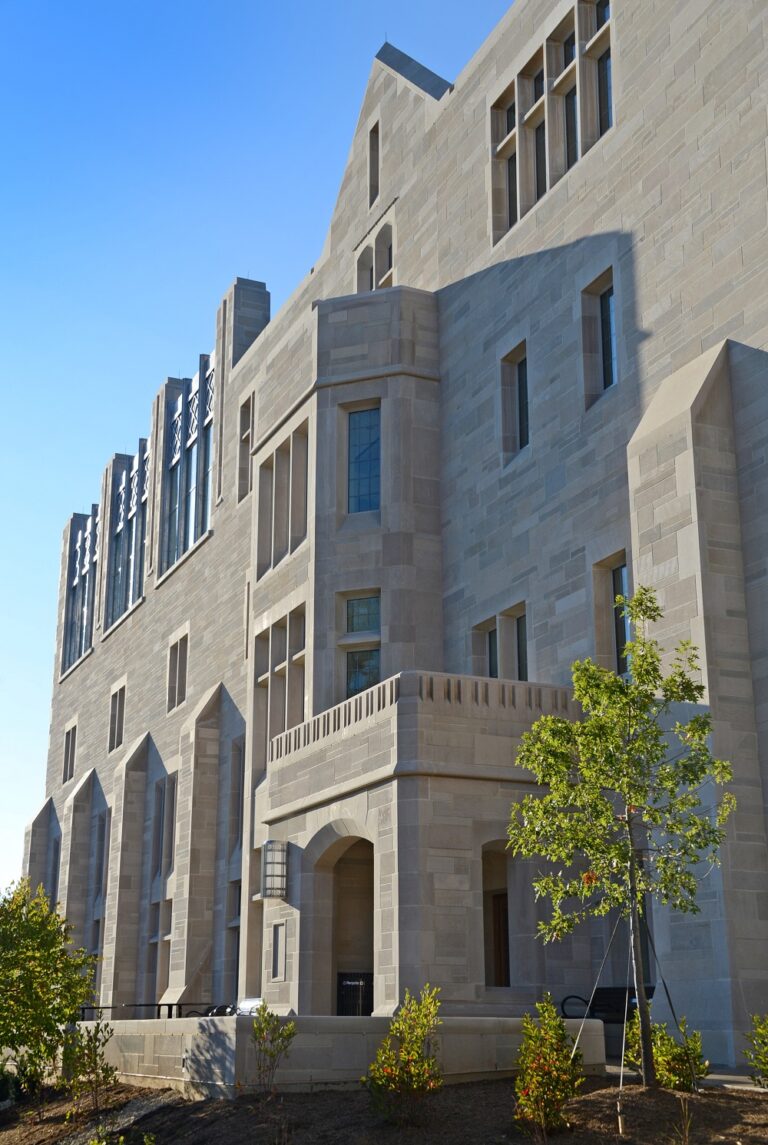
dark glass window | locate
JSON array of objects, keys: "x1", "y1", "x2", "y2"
[
  {"x1": 507, "y1": 153, "x2": 518, "y2": 227},
  {"x1": 600, "y1": 285, "x2": 617, "y2": 389},
  {"x1": 533, "y1": 69, "x2": 544, "y2": 102},
  {"x1": 612, "y1": 564, "x2": 630, "y2": 674},
  {"x1": 596, "y1": 0, "x2": 610, "y2": 29},
  {"x1": 563, "y1": 32, "x2": 576, "y2": 66},
  {"x1": 535, "y1": 121, "x2": 547, "y2": 201},
  {"x1": 488, "y1": 628, "x2": 498, "y2": 678},
  {"x1": 348, "y1": 408, "x2": 380, "y2": 513},
  {"x1": 505, "y1": 100, "x2": 516, "y2": 135},
  {"x1": 346, "y1": 648, "x2": 380, "y2": 698},
  {"x1": 347, "y1": 596, "x2": 380, "y2": 633},
  {"x1": 517, "y1": 613, "x2": 528, "y2": 681},
  {"x1": 517, "y1": 357, "x2": 529, "y2": 449},
  {"x1": 565, "y1": 87, "x2": 578, "y2": 169},
  {"x1": 598, "y1": 49, "x2": 612, "y2": 135}
]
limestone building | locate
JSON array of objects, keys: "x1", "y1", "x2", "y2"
[{"x1": 25, "y1": 0, "x2": 768, "y2": 1066}]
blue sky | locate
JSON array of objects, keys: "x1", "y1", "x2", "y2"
[{"x1": 0, "y1": 0, "x2": 512, "y2": 890}]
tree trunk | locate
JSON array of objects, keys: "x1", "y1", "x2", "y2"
[{"x1": 628, "y1": 829, "x2": 656, "y2": 1088}]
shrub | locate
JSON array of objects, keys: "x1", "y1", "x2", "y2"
[
  {"x1": 624, "y1": 1012, "x2": 708, "y2": 1091},
  {"x1": 251, "y1": 1001, "x2": 297, "y2": 1095},
  {"x1": 63, "y1": 1018, "x2": 118, "y2": 1116},
  {"x1": 363, "y1": 984, "x2": 442, "y2": 1125},
  {"x1": 744, "y1": 1013, "x2": 768, "y2": 1088},
  {"x1": 514, "y1": 993, "x2": 583, "y2": 1137}
]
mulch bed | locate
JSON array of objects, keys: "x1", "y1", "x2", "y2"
[{"x1": 2, "y1": 1077, "x2": 768, "y2": 1144}]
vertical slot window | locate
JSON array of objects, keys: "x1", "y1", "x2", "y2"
[
  {"x1": 596, "y1": 0, "x2": 610, "y2": 29},
  {"x1": 63, "y1": 725, "x2": 77, "y2": 783},
  {"x1": 368, "y1": 122, "x2": 380, "y2": 206},
  {"x1": 600, "y1": 285, "x2": 617, "y2": 390},
  {"x1": 598, "y1": 49, "x2": 612, "y2": 135},
  {"x1": 488, "y1": 628, "x2": 499, "y2": 679},
  {"x1": 348, "y1": 408, "x2": 380, "y2": 513},
  {"x1": 535, "y1": 121, "x2": 547, "y2": 201},
  {"x1": 565, "y1": 87, "x2": 578, "y2": 170},
  {"x1": 108, "y1": 686, "x2": 126, "y2": 752},
  {"x1": 516, "y1": 612, "x2": 528, "y2": 682},
  {"x1": 507, "y1": 153, "x2": 518, "y2": 228},
  {"x1": 563, "y1": 31, "x2": 576, "y2": 66},
  {"x1": 612, "y1": 563, "x2": 630, "y2": 674},
  {"x1": 501, "y1": 343, "x2": 529, "y2": 460},
  {"x1": 167, "y1": 634, "x2": 188, "y2": 712}
]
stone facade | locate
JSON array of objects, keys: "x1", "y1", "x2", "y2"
[{"x1": 25, "y1": 0, "x2": 768, "y2": 1068}]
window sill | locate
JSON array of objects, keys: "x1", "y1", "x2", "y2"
[
  {"x1": 551, "y1": 59, "x2": 577, "y2": 97},
  {"x1": 501, "y1": 443, "x2": 532, "y2": 469},
  {"x1": 494, "y1": 124, "x2": 517, "y2": 159},
  {"x1": 585, "y1": 19, "x2": 611, "y2": 59},
  {"x1": 338, "y1": 509, "x2": 381, "y2": 535},
  {"x1": 101, "y1": 596, "x2": 145, "y2": 643},
  {"x1": 155, "y1": 529, "x2": 213, "y2": 589},
  {"x1": 338, "y1": 631, "x2": 381, "y2": 650},
  {"x1": 59, "y1": 646, "x2": 94, "y2": 683}
]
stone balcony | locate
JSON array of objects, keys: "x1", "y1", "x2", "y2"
[{"x1": 264, "y1": 671, "x2": 577, "y2": 822}]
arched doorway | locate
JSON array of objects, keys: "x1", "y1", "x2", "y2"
[
  {"x1": 333, "y1": 839, "x2": 374, "y2": 1015},
  {"x1": 300, "y1": 825, "x2": 375, "y2": 1015}
]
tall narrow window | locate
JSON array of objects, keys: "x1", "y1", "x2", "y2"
[
  {"x1": 488, "y1": 628, "x2": 499, "y2": 678},
  {"x1": 238, "y1": 396, "x2": 253, "y2": 501},
  {"x1": 108, "y1": 686, "x2": 125, "y2": 752},
  {"x1": 162, "y1": 372, "x2": 212, "y2": 574},
  {"x1": 63, "y1": 508, "x2": 98, "y2": 672},
  {"x1": 201, "y1": 370, "x2": 215, "y2": 533},
  {"x1": 597, "y1": 49, "x2": 612, "y2": 135},
  {"x1": 533, "y1": 69, "x2": 545, "y2": 103},
  {"x1": 565, "y1": 87, "x2": 578, "y2": 170},
  {"x1": 63, "y1": 725, "x2": 77, "y2": 783},
  {"x1": 505, "y1": 99, "x2": 516, "y2": 135},
  {"x1": 517, "y1": 357, "x2": 529, "y2": 449},
  {"x1": 595, "y1": 0, "x2": 610, "y2": 29},
  {"x1": 501, "y1": 344, "x2": 529, "y2": 459},
  {"x1": 612, "y1": 563, "x2": 630, "y2": 674},
  {"x1": 600, "y1": 285, "x2": 617, "y2": 390},
  {"x1": 167, "y1": 635, "x2": 188, "y2": 711},
  {"x1": 348, "y1": 408, "x2": 380, "y2": 513},
  {"x1": 535, "y1": 121, "x2": 547, "y2": 201},
  {"x1": 368, "y1": 122, "x2": 380, "y2": 206},
  {"x1": 516, "y1": 612, "x2": 528, "y2": 681},
  {"x1": 343, "y1": 593, "x2": 381, "y2": 698},
  {"x1": 151, "y1": 780, "x2": 166, "y2": 879},
  {"x1": 563, "y1": 31, "x2": 576, "y2": 66},
  {"x1": 507, "y1": 153, "x2": 518, "y2": 228}
]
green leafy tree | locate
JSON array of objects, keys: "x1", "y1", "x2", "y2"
[
  {"x1": 507, "y1": 587, "x2": 735, "y2": 1087},
  {"x1": 0, "y1": 880, "x2": 95, "y2": 1102}
]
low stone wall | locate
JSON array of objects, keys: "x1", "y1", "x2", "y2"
[{"x1": 93, "y1": 1014, "x2": 605, "y2": 1098}]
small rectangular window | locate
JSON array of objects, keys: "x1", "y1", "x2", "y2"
[
  {"x1": 347, "y1": 596, "x2": 380, "y2": 633},
  {"x1": 600, "y1": 286, "x2": 617, "y2": 390},
  {"x1": 63, "y1": 725, "x2": 77, "y2": 783},
  {"x1": 505, "y1": 100, "x2": 516, "y2": 135},
  {"x1": 501, "y1": 344, "x2": 529, "y2": 459},
  {"x1": 535, "y1": 121, "x2": 547, "y2": 201},
  {"x1": 563, "y1": 32, "x2": 576, "y2": 66},
  {"x1": 238, "y1": 396, "x2": 253, "y2": 502},
  {"x1": 565, "y1": 87, "x2": 578, "y2": 170},
  {"x1": 488, "y1": 628, "x2": 498, "y2": 678},
  {"x1": 597, "y1": 49, "x2": 612, "y2": 135},
  {"x1": 507, "y1": 153, "x2": 518, "y2": 228},
  {"x1": 612, "y1": 563, "x2": 630, "y2": 674},
  {"x1": 533, "y1": 69, "x2": 544, "y2": 102},
  {"x1": 368, "y1": 123, "x2": 380, "y2": 206},
  {"x1": 516, "y1": 612, "x2": 529, "y2": 682},
  {"x1": 167, "y1": 634, "x2": 188, "y2": 712},
  {"x1": 596, "y1": 0, "x2": 610, "y2": 29},
  {"x1": 108, "y1": 686, "x2": 126, "y2": 752},
  {"x1": 582, "y1": 270, "x2": 617, "y2": 406},
  {"x1": 346, "y1": 648, "x2": 381, "y2": 698},
  {"x1": 348, "y1": 407, "x2": 380, "y2": 513},
  {"x1": 272, "y1": 921, "x2": 286, "y2": 980}
]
